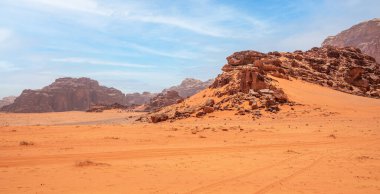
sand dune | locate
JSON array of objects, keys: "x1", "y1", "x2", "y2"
[{"x1": 0, "y1": 78, "x2": 379, "y2": 194}]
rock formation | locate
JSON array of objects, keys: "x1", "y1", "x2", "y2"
[
  {"x1": 163, "y1": 78, "x2": 214, "y2": 98},
  {"x1": 142, "y1": 78, "x2": 212, "y2": 112},
  {"x1": 1, "y1": 77, "x2": 125, "y2": 113},
  {"x1": 322, "y1": 18, "x2": 380, "y2": 62},
  {"x1": 217, "y1": 46, "x2": 379, "y2": 98},
  {"x1": 144, "y1": 46, "x2": 380, "y2": 123},
  {"x1": 0, "y1": 96, "x2": 17, "y2": 109},
  {"x1": 144, "y1": 90, "x2": 183, "y2": 112},
  {"x1": 125, "y1": 92, "x2": 156, "y2": 106}
]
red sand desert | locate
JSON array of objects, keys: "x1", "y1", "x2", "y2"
[{"x1": 1, "y1": 78, "x2": 379, "y2": 194}]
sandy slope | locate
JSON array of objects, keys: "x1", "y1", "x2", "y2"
[{"x1": 0, "y1": 78, "x2": 379, "y2": 194}]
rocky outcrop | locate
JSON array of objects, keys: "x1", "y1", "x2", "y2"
[
  {"x1": 144, "y1": 90, "x2": 183, "y2": 112},
  {"x1": 215, "y1": 46, "x2": 379, "y2": 98},
  {"x1": 162, "y1": 78, "x2": 213, "y2": 98},
  {"x1": 1, "y1": 77, "x2": 125, "y2": 113},
  {"x1": 143, "y1": 46, "x2": 380, "y2": 123},
  {"x1": 0, "y1": 96, "x2": 16, "y2": 109},
  {"x1": 322, "y1": 18, "x2": 380, "y2": 62},
  {"x1": 125, "y1": 92, "x2": 156, "y2": 106}
]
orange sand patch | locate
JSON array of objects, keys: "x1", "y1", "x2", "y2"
[{"x1": 0, "y1": 78, "x2": 379, "y2": 194}]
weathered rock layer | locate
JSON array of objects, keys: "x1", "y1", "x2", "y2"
[
  {"x1": 145, "y1": 46, "x2": 380, "y2": 123},
  {"x1": 1, "y1": 77, "x2": 125, "y2": 113},
  {"x1": 216, "y1": 46, "x2": 379, "y2": 98}
]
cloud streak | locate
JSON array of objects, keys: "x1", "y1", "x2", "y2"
[
  {"x1": 123, "y1": 42, "x2": 197, "y2": 59},
  {"x1": 0, "y1": 61, "x2": 20, "y2": 72},
  {"x1": 24, "y1": 0, "x2": 112, "y2": 16},
  {"x1": 0, "y1": 28, "x2": 12, "y2": 43},
  {"x1": 51, "y1": 57, "x2": 152, "y2": 68},
  {"x1": 0, "y1": 0, "x2": 379, "y2": 98},
  {"x1": 20, "y1": 0, "x2": 266, "y2": 38}
]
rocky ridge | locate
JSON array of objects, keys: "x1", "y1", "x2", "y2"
[
  {"x1": 144, "y1": 90, "x2": 183, "y2": 112},
  {"x1": 144, "y1": 46, "x2": 380, "y2": 123},
  {"x1": 163, "y1": 78, "x2": 214, "y2": 98}
]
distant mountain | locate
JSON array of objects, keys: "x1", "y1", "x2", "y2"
[
  {"x1": 163, "y1": 78, "x2": 214, "y2": 98},
  {"x1": 0, "y1": 96, "x2": 17, "y2": 109},
  {"x1": 1, "y1": 77, "x2": 125, "y2": 113},
  {"x1": 144, "y1": 90, "x2": 183, "y2": 112},
  {"x1": 125, "y1": 92, "x2": 156, "y2": 106},
  {"x1": 322, "y1": 18, "x2": 380, "y2": 62},
  {"x1": 0, "y1": 77, "x2": 214, "y2": 113}
]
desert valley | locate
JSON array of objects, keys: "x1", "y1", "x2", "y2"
[{"x1": 0, "y1": 2, "x2": 380, "y2": 194}]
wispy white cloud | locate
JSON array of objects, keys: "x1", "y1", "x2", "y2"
[
  {"x1": 0, "y1": 28, "x2": 12, "y2": 43},
  {"x1": 276, "y1": 31, "x2": 329, "y2": 51},
  {"x1": 0, "y1": 61, "x2": 20, "y2": 72},
  {"x1": 19, "y1": 0, "x2": 267, "y2": 38},
  {"x1": 51, "y1": 57, "x2": 152, "y2": 68},
  {"x1": 23, "y1": 0, "x2": 112, "y2": 16},
  {"x1": 123, "y1": 14, "x2": 227, "y2": 38},
  {"x1": 123, "y1": 42, "x2": 197, "y2": 59},
  {"x1": 86, "y1": 70, "x2": 169, "y2": 78}
]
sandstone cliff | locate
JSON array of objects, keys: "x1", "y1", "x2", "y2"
[
  {"x1": 322, "y1": 18, "x2": 380, "y2": 62},
  {"x1": 144, "y1": 46, "x2": 380, "y2": 122},
  {"x1": 1, "y1": 77, "x2": 125, "y2": 113}
]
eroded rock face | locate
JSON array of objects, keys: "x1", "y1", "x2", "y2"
[
  {"x1": 322, "y1": 18, "x2": 380, "y2": 62},
  {"x1": 144, "y1": 90, "x2": 183, "y2": 112},
  {"x1": 140, "y1": 46, "x2": 380, "y2": 123},
  {"x1": 1, "y1": 77, "x2": 125, "y2": 113},
  {"x1": 213, "y1": 46, "x2": 379, "y2": 98},
  {"x1": 0, "y1": 96, "x2": 17, "y2": 109},
  {"x1": 162, "y1": 78, "x2": 214, "y2": 98}
]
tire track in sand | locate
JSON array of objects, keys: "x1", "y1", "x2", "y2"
[
  {"x1": 0, "y1": 141, "x2": 332, "y2": 167},
  {"x1": 253, "y1": 156, "x2": 323, "y2": 194},
  {"x1": 185, "y1": 153, "x2": 306, "y2": 194}
]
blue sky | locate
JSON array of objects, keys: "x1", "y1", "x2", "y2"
[{"x1": 0, "y1": 0, "x2": 379, "y2": 98}]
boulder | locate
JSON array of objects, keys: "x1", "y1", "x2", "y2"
[
  {"x1": 203, "y1": 106, "x2": 215, "y2": 113},
  {"x1": 196, "y1": 111, "x2": 206, "y2": 117},
  {"x1": 204, "y1": 99, "x2": 215, "y2": 107},
  {"x1": 151, "y1": 113, "x2": 169, "y2": 123}
]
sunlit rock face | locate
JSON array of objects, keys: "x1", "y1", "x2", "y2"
[{"x1": 322, "y1": 18, "x2": 380, "y2": 63}]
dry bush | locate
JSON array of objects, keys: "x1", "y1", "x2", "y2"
[
  {"x1": 328, "y1": 134, "x2": 337, "y2": 139},
  {"x1": 75, "y1": 160, "x2": 110, "y2": 167},
  {"x1": 19, "y1": 141, "x2": 34, "y2": 146},
  {"x1": 104, "y1": 136, "x2": 120, "y2": 140}
]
